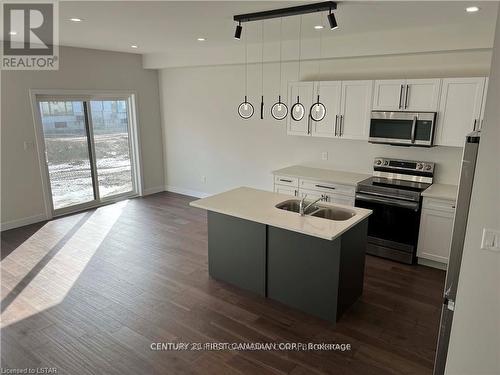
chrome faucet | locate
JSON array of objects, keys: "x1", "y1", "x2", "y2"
[{"x1": 299, "y1": 194, "x2": 324, "y2": 216}]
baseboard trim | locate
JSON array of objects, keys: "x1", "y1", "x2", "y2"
[
  {"x1": 1, "y1": 213, "x2": 48, "y2": 232},
  {"x1": 417, "y1": 257, "x2": 448, "y2": 270},
  {"x1": 143, "y1": 186, "x2": 166, "y2": 196},
  {"x1": 165, "y1": 185, "x2": 211, "y2": 198}
]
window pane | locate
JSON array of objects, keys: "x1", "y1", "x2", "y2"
[
  {"x1": 90, "y1": 100, "x2": 133, "y2": 198},
  {"x1": 39, "y1": 101, "x2": 95, "y2": 210}
]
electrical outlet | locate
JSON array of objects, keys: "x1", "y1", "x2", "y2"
[
  {"x1": 24, "y1": 141, "x2": 34, "y2": 150},
  {"x1": 481, "y1": 228, "x2": 500, "y2": 252},
  {"x1": 321, "y1": 152, "x2": 328, "y2": 161}
]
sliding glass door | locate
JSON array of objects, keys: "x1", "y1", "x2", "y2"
[
  {"x1": 90, "y1": 100, "x2": 134, "y2": 199},
  {"x1": 37, "y1": 95, "x2": 138, "y2": 215}
]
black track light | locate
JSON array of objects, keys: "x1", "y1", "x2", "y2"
[
  {"x1": 327, "y1": 10, "x2": 338, "y2": 30},
  {"x1": 234, "y1": 22, "x2": 242, "y2": 39}
]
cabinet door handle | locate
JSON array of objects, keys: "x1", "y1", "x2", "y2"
[
  {"x1": 473, "y1": 119, "x2": 477, "y2": 131},
  {"x1": 399, "y1": 85, "x2": 404, "y2": 109},
  {"x1": 279, "y1": 178, "x2": 292, "y2": 183},
  {"x1": 405, "y1": 85, "x2": 410, "y2": 109},
  {"x1": 340, "y1": 115, "x2": 344, "y2": 136},
  {"x1": 334, "y1": 115, "x2": 338, "y2": 136},
  {"x1": 294, "y1": 190, "x2": 298, "y2": 196},
  {"x1": 315, "y1": 184, "x2": 335, "y2": 190}
]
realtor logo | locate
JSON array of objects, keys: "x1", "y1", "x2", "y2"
[{"x1": 1, "y1": 1, "x2": 59, "y2": 70}]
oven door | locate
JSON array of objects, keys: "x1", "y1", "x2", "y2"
[
  {"x1": 355, "y1": 193, "x2": 422, "y2": 264},
  {"x1": 369, "y1": 111, "x2": 436, "y2": 147}
]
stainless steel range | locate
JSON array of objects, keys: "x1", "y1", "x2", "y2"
[{"x1": 355, "y1": 158, "x2": 435, "y2": 264}]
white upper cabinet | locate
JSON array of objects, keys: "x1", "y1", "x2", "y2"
[
  {"x1": 287, "y1": 82, "x2": 314, "y2": 136},
  {"x1": 372, "y1": 79, "x2": 405, "y2": 111},
  {"x1": 311, "y1": 81, "x2": 342, "y2": 138},
  {"x1": 435, "y1": 77, "x2": 486, "y2": 147},
  {"x1": 338, "y1": 80, "x2": 373, "y2": 140},
  {"x1": 373, "y1": 78, "x2": 441, "y2": 112},
  {"x1": 288, "y1": 80, "x2": 373, "y2": 140},
  {"x1": 404, "y1": 79, "x2": 441, "y2": 111}
]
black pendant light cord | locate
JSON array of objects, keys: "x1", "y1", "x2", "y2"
[
  {"x1": 261, "y1": 21, "x2": 264, "y2": 119},
  {"x1": 317, "y1": 12, "x2": 323, "y2": 102},
  {"x1": 297, "y1": 15, "x2": 302, "y2": 84},
  {"x1": 278, "y1": 17, "x2": 283, "y2": 103},
  {"x1": 244, "y1": 26, "x2": 248, "y2": 102}
]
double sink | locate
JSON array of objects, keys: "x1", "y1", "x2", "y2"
[{"x1": 275, "y1": 200, "x2": 356, "y2": 221}]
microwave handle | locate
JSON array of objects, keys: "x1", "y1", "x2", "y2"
[
  {"x1": 410, "y1": 116, "x2": 417, "y2": 144},
  {"x1": 399, "y1": 85, "x2": 404, "y2": 109}
]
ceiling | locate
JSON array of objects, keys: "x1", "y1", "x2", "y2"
[{"x1": 59, "y1": 1, "x2": 499, "y2": 55}]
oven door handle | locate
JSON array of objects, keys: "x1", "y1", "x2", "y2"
[{"x1": 356, "y1": 193, "x2": 420, "y2": 211}]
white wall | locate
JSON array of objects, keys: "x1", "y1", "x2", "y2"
[
  {"x1": 1, "y1": 46, "x2": 164, "y2": 229},
  {"x1": 160, "y1": 50, "x2": 492, "y2": 196},
  {"x1": 445, "y1": 7, "x2": 500, "y2": 375}
]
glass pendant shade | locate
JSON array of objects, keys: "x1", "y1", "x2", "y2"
[
  {"x1": 310, "y1": 96, "x2": 326, "y2": 122},
  {"x1": 238, "y1": 97, "x2": 254, "y2": 119},
  {"x1": 271, "y1": 96, "x2": 288, "y2": 120}
]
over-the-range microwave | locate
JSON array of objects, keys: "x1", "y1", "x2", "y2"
[{"x1": 369, "y1": 111, "x2": 437, "y2": 147}]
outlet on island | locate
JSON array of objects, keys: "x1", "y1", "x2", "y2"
[{"x1": 321, "y1": 152, "x2": 328, "y2": 161}]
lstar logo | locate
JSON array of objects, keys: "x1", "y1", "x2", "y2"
[{"x1": 1, "y1": 1, "x2": 59, "y2": 70}]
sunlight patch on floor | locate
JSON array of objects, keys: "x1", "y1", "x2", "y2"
[{"x1": 0, "y1": 200, "x2": 128, "y2": 328}]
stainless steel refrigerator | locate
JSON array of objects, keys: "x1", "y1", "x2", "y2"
[{"x1": 433, "y1": 131, "x2": 481, "y2": 375}]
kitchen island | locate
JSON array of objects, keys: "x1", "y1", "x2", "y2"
[{"x1": 190, "y1": 187, "x2": 372, "y2": 323}]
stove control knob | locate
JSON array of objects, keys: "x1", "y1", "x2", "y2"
[
  {"x1": 425, "y1": 164, "x2": 432, "y2": 171},
  {"x1": 417, "y1": 163, "x2": 423, "y2": 170},
  {"x1": 375, "y1": 159, "x2": 382, "y2": 166},
  {"x1": 383, "y1": 160, "x2": 389, "y2": 166}
]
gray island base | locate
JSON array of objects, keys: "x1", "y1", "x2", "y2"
[{"x1": 207, "y1": 211, "x2": 368, "y2": 324}]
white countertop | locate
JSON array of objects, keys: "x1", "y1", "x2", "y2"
[
  {"x1": 422, "y1": 183, "x2": 458, "y2": 201},
  {"x1": 273, "y1": 165, "x2": 370, "y2": 186},
  {"x1": 190, "y1": 187, "x2": 372, "y2": 241}
]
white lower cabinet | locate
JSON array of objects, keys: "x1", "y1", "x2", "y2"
[
  {"x1": 274, "y1": 184, "x2": 298, "y2": 197},
  {"x1": 417, "y1": 198, "x2": 456, "y2": 265},
  {"x1": 274, "y1": 176, "x2": 355, "y2": 207}
]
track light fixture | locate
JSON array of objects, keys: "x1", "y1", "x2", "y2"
[
  {"x1": 234, "y1": 21, "x2": 242, "y2": 40},
  {"x1": 327, "y1": 9, "x2": 338, "y2": 30},
  {"x1": 234, "y1": 2, "x2": 337, "y2": 26}
]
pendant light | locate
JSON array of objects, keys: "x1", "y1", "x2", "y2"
[
  {"x1": 238, "y1": 26, "x2": 254, "y2": 119},
  {"x1": 271, "y1": 18, "x2": 288, "y2": 121},
  {"x1": 310, "y1": 14, "x2": 326, "y2": 122},
  {"x1": 260, "y1": 21, "x2": 264, "y2": 119},
  {"x1": 291, "y1": 15, "x2": 305, "y2": 122}
]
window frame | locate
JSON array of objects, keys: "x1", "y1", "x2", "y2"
[{"x1": 29, "y1": 89, "x2": 144, "y2": 219}]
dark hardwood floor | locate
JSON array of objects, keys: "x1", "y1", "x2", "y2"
[{"x1": 1, "y1": 192, "x2": 445, "y2": 374}]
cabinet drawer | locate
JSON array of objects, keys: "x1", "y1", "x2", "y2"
[
  {"x1": 274, "y1": 175, "x2": 299, "y2": 188},
  {"x1": 299, "y1": 189, "x2": 354, "y2": 207},
  {"x1": 423, "y1": 198, "x2": 456, "y2": 213},
  {"x1": 300, "y1": 179, "x2": 355, "y2": 197},
  {"x1": 274, "y1": 184, "x2": 298, "y2": 197},
  {"x1": 330, "y1": 195, "x2": 355, "y2": 207}
]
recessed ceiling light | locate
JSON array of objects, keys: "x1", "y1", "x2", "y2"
[
  {"x1": 197, "y1": 38, "x2": 206, "y2": 42},
  {"x1": 466, "y1": 6, "x2": 480, "y2": 13},
  {"x1": 314, "y1": 25, "x2": 324, "y2": 30},
  {"x1": 9, "y1": 31, "x2": 17, "y2": 36},
  {"x1": 131, "y1": 45, "x2": 138, "y2": 49},
  {"x1": 69, "y1": 18, "x2": 82, "y2": 22}
]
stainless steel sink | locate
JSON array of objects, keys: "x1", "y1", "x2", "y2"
[
  {"x1": 310, "y1": 207, "x2": 356, "y2": 221},
  {"x1": 275, "y1": 200, "x2": 319, "y2": 215},
  {"x1": 276, "y1": 199, "x2": 356, "y2": 221}
]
